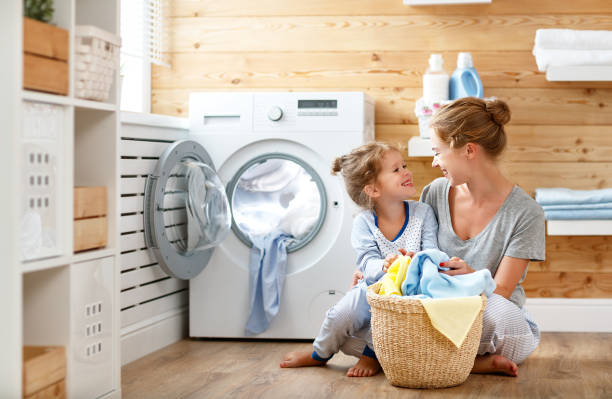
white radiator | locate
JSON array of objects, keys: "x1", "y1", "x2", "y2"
[{"x1": 119, "y1": 113, "x2": 190, "y2": 364}]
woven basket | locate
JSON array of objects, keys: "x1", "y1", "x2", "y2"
[{"x1": 366, "y1": 282, "x2": 486, "y2": 388}]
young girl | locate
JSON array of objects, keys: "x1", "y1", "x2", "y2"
[{"x1": 280, "y1": 142, "x2": 438, "y2": 377}]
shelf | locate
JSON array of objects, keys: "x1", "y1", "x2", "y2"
[
  {"x1": 546, "y1": 66, "x2": 612, "y2": 81},
  {"x1": 72, "y1": 248, "x2": 115, "y2": 264},
  {"x1": 22, "y1": 90, "x2": 117, "y2": 111},
  {"x1": 22, "y1": 255, "x2": 71, "y2": 274},
  {"x1": 73, "y1": 98, "x2": 117, "y2": 112},
  {"x1": 547, "y1": 220, "x2": 612, "y2": 236},
  {"x1": 408, "y1": 136, "x2": 433, "y2": 157},
  {"x1": 403, "y1": 0, "x2": 491, "y2": 4},
  {"x1": 22, "y1": 90, "x2": 72, "y2": 106}
]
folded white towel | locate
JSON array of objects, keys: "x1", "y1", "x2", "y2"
[
  {"x1": 532, "y1": 47, "x2": 612, "y2": 71},
  {"x1": 535, "y1": 29, "x2": 612, "y2": 50}
]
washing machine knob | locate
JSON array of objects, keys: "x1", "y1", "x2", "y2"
[{"x1": 267, "y1": 106, "x2": 283, "y2": 122}]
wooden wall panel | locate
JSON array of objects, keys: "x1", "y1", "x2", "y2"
[
  {"x1": 154, "y1": 51, "x2": 612, "y2": 90},
  {"x1": 523, "y1": 272, "x2": 612, "y2": 298},
  {"x1": 171, "y1": 1, "x2": 612, "y2": 17},
  {"x1": 154, "y1": 1, "x2": 612, "y2": 298},
  {"x1": 153, "y1": 87, "x2": 612, "y2": 125},
  {"x1": 169, "y1": 16, "x2": 612, "y2": 53}
]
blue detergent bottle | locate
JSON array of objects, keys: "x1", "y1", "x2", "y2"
[{"x1": 449, "y1": 52, "x2": 484, "y2": 99}]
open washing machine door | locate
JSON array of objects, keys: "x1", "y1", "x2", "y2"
[
  {"x1": 225, "y1": 152, "x2": 327, "y2": 257},
  {"x1": 144, "y1": 140, "x2": 232, "y2": 280}
]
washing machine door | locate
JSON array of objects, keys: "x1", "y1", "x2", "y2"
[
  {"x1": 225, "y1": 153, "x2": 327, "y2": 255},
  {"x1": 144, "y1": 140, "x2": 231, "y2": 280}
]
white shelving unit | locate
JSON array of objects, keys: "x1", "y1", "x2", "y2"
[
  {"x1": 2, "y1": 0, "x2": 121, "y2": 398},
  {"x1": 547, "y1": 220, "x2": 612, "y2": 236},
  {"x1": 408, "y1": 136, "x2": 433, "y2": 157},
  {"x1": 546, "y1": 65, "x2": 612, "y2": 82}
]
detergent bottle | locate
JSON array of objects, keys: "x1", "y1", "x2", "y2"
[
  {"x1": 422, "y1": 54, "x2": 449, "y2": 103},
  {"x1": 449, "y1": 52, "x2": 484, "y2": 100}
]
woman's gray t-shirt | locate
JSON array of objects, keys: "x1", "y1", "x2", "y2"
[{"x1": 420, "y1": 178, "x2": 545, "y2": 308}]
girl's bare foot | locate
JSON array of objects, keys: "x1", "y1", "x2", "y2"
[
  {"x1": 280, "y1": 351, "x2": 326, "y2": 368},
  {"x1": 346, "y1": 355, "x2": 381, "y2": 377},
  {"x1": 472, "y1": 354, "x2": 518, "y2": 377}
]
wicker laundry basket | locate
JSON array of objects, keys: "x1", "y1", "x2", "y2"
[
  {"x1": 366, "y1": 282, "x2": 486, "y2": 389},
  {"x1": 74, "y1": 25, "x2": 121, "y2": 102}
]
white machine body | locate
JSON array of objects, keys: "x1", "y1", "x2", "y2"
[{"x1": 186, "y1": 92, "x2": 374, "y2": 338}]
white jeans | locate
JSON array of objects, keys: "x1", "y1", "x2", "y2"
[
  {"x1": 312, "y1": 281, "x2": 373, "y2": 359},
  {"x1": 477, "y1": 293, "x2": 540, "y2": 364}
]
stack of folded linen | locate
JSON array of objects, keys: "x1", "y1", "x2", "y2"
[
  {"x1": 535, "y1": 187, "x2": 612, "y2": 220},
  {"x1": 532, "y1": 29, "x2": 612, "y2": 72}
]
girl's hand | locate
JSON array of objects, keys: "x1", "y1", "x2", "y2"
[
  {"x1": 401, "y1": 249, "x2": 416, "y2": 259},
  {"x1": 440, "y1": 256, "x2": 475, "y2": 276},
  {"x1": 382, "y1": 254, "x2": 399, "y2": 273},
  {"x1": 382, "y1": 249, "x2": 415, "y2": 273},
  {"x1": 350, "y1": 269, "x2": 363, "y2": 288}
]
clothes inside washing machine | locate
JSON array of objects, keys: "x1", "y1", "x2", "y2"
[{"x1": 232, "y1": 158, "x2": 322, "y2": 242}]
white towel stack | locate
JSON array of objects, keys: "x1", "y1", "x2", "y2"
[{"x1": 532, "y1": 29, "x2": 612, "y2": 72}]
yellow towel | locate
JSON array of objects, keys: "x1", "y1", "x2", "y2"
[
  {"x1": 378, "y1": 256, "x2": 411, "y2": 296},
  {"x1": 421, "y1": 296, "x2": 484, "y2": 348}
]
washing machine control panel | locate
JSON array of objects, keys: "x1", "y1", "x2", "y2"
[
  {"x1": 253, "y1": 93, "x2": 368, "y2": 132},
  {"x1": 267, "y1": 106, "x2": 284, "y2": 121},
  {"x1": 296, "y1": 99, "x2": 338, "y2": 117}
]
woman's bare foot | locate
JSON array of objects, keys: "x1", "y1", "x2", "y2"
[
  {"x1": 346, "y1": 355, "x2": 381, "y2": 377},
  {"x1": 472, "y1": 354, "x2": 518, "y2": 377},
  {"x1": 280, "y1": 351, "x2": 326, "y2": 368}
]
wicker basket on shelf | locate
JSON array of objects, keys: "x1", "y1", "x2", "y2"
[
  {"x1": 366, "y1": 282, "x2": 486, "y2": 389},
  {"x1": 74, "y1": 25, "x2": 121, "y2": 102}
]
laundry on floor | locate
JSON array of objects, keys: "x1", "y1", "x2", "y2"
[
  {"x1": 535, "y1": 187, "x2": 612, "y2": 220},
  {"x1": 532, "y1": 29, "x2": 612, "y2": 72}
]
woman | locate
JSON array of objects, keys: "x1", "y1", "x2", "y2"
[{"x1": 421, "y1": 97, "x2": 545, "y2": 376}]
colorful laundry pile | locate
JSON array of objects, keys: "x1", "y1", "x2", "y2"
[{"x1": 377, "y1": 249, "x2": 495, "y2": 347}]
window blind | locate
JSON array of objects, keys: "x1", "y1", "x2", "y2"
[{"x1": 120, "y1": 0, "x2": 170, "y2": 67}]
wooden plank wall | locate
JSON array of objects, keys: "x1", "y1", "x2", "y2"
[{"x1": 152, "y1": 0, "x2": 612, "y2": 298}]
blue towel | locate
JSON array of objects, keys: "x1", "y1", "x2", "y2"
[
  {"x1": 544, "y1": 209, "x2": 612, "y2": 220},
  {"x1": 542, "y1": 202, "x2": 612, "y2": 211},
  {"x1": 535, "y1": 188, "x2": 612, "y2": 206},
  {"x1": 400, "y1": 249, "x2": 496, "y2": 298},
  {"x1": 245, "y1": 230, "x2": 293, "y2": 336}
]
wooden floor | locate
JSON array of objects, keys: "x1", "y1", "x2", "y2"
[{"x1": 122, "y1": 333, "x2": 612, "y2": 398}]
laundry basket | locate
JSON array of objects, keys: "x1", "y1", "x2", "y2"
[
  {"x1": 74, "y1": 25, "x2": 121, "y2": 102},
  {"x1": 366, "y1": 282, "x2": 486, "y2": 389}
]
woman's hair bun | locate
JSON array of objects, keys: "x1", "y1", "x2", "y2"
[{"x1": 485, "y1": 98, "x2": 511, "y2": 126}]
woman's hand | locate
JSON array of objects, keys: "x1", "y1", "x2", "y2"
[
  {"x1": 440, "y1": 256, "x2": 475, "y2": 276},
  {"x1": 350, "y1": 269, "x2": 363, "y2": 289}
]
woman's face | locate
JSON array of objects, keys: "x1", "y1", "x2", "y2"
[{"x1": 430, "y1": 131, "x2": 469, "y2": 186}]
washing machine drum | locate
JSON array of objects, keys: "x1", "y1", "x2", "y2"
[
  {"x1": 144, "y1": 140, "x2": 232, "y2": 280},
  {"x1": 226, "y1": 153, "x2": 327, "y2": 253}
]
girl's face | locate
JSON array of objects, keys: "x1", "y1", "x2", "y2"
[
  {"x1": 372, "y1": 150, "x2": 416, "y2": 200},
  {"x1": 431, "y1": 131, "x2": 469, "y2": 186}
]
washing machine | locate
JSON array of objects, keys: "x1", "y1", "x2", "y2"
[{"x1": 143, "y1": 92, "x2": 374, "y2": 339}]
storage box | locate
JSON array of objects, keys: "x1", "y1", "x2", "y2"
[
  {"x1": 22, "y1": 346, "x2": 66, "y2": 398},
  {"x1": 23, "y1": 17, "x2": 69, "y2": 95},
  {"x1": 74, "y1": 186, "x2": 107, "y2": 219},
  {"x1": 74, "y1": 25, "x2": 121, "y2": 102},
  {"x1": 74, "y1": 186, "x2": 107, "y2": 252}
]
